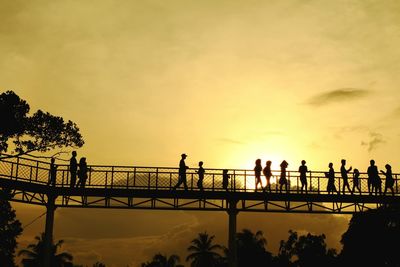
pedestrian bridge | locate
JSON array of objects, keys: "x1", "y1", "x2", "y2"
[
  {"x1": 0, "y1": 156, "x2": 398, "y2": 214},
  {"x1": 1, "y1": 156, "x2": 399, "y2": 267}
]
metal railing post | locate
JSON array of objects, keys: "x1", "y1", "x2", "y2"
[
  {"x1": 244, "y1": 170, "x2": 247, "y2": 192},
  {"x1": 15, "y1": 157, "x2": 20, "y2": 180},
  {"x1": 111, "y1": 167, "x2": 115, "y2": 188},
  {"x1": 156, "y1": 168, "x2": 159, "y2": 190}
]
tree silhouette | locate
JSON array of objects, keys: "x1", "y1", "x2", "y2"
[
  {"x1": 186, "y1": 232, "x2": 222, "y2": 267},
  {"x1": 340, "y1": 205, "x2": 400, "y2": 267},
  {"x1": 92, "y1": 262, "x2": 106, "y2": 267},
  {"x1": 141, "y1": 253, "x2": 183, "y2": 267},
  {"x1": 0, "y1": 189, "x2": 23, "y2": 267},
  {"x1": 236, "y1": 229, "x2": 273, "y2": 267},
  {"x1": 18, "y1": 232, "x2": 73, "y2": 267},
  {"x1": 277, "y1": 230, "x2": 336, "y2": 267},
  {"x1": 0, "y1": 90, "x2": 84, "y2": 159}
]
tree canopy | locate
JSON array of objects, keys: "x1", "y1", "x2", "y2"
[
  {"x1": 186, "y1": 232, "x2": 222, "y2": 267},
  {"x1": 0, "y1": 189, "x2": 23, "y2": 267},
  {"x1": 277, "y1": 230, "x2": 336, "y2": 267},
  {"x1": 141, "y1": 253, "x2": 183, "y2": 267},
  {"x1": 236, "y1": 229, "x2": 273, "y2": 267},
  {"x1": 340, "y1": 205, "x2": 400, "y2": 267},
  {"x1": 0, "y1": 90, "x2": 84, "y2": 159},
  {"x1": 18, "y1": 232, "x2": 73, "y2": 267}
]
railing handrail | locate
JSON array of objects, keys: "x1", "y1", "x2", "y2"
[{"x1": 0, "y1": 156, "x2": 395, "y2": 175}]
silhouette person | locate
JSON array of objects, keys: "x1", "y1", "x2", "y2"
[
  {"x1": 326, "y1": 162, "x2": 338, "y2": 194},
  {"x1": 196, "y1": 161, "x2": 205, "y2": 191},
  {"x1": 381, "y1": 164, "x2": 394, "y2": 196},
  {"x1": 367, "y1": 160, "x2": 381, "y2": 195},
  {"x1": 173, "y1": 153, "x2": 189, "y2": 190},
  {"x1": 352, "y1": 168, "x2": 361, "y2": 194},
  {"x1": 263, "y1": 160, "x2": 272, "y2": 193},
  {"x1": 279, "y1": 160, "x2": 289, "y2": 193},
  {"x1": 340, "y1": 159, "x2": 352, "y2": 194},
  {"x1": 254, "y1": 159, "x2": 263, "y2": 192},
  {"x1": 298, "y1": 160, "x2": 308, "y2": 194},
  {"x1": 76, "y1": 157, "x2": 89, "y2": 188},
  {"x1": 222, "y1": 169, "x2": 230, "y2": 191},
  {"x1": 48, "y1": 158, "x2": 57, "y2": 186},
  {"x1": 69, "y1": 151, "x2": 78, "y2": 187}
]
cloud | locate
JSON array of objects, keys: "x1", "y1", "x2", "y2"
[
  {"x1": 307, "y1": 88, "x2": 370, "y2": 106},
  {"x1": 361, "y1": 132, "x2": 386, "y2": 152},
  {"x1": 216, "y1": 138, "x2": 245, "y2": 145}
]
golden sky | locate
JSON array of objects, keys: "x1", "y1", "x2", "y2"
[{"x1": 2, "y1": 0, "x2": 400, "y2": 266}]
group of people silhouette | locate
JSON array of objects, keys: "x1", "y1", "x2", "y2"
[
  {"x1": 172, "y1": 153, "x2": 233, "y2": 191},
  {"x1": 172, "y1": 154, "x2": 396, "y2": 196},
  {"x1": 48, "y1": 152, "x2": 396, "y2": 196},
  {"x1": 48, "y1": 151, "x2": 90, "y2": 188},
  {"x1": 323, "y1": 159, "x2": 395, "y2": 196}
]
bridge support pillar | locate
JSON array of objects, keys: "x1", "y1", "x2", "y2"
[
  {"x1": 44, "y1": 194, "x2": 56, "y2": 267},
  {"x1": 227, "y1": 200, "x2": 238, "y2": 267}
]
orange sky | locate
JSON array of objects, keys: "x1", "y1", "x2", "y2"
[{"x1": 2, "y1": 1, "x2": 400, "y2": 266}]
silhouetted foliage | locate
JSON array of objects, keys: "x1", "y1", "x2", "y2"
[
  {"x1": 18, "y1": 232, "x2": 73, "y2": 267},
  {"x1": 0, "y1": 189, "x2": 23, "y2": 267},
  {"x1": 92, "y1": 262, "x2": 106, "y2": 267},
  {"x1": 277, "y1": 230, "x2": 336, "y2": 267},
  {"x1": 141, "y1": 254, "x2": 183, "y2": 267},
  {"x1": 340, "y1": 205, "x2": 400, "y2": 267},
  {"x1": 236, "y1": 229, "x2": 273, "y2": 267},
  {"x1": 0, "y1": 90, "x2": 84, "y2": 159},
  {"x1": 186, "y1": 232, "x2": 222, "y2": 267}
]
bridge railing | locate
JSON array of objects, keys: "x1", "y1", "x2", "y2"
[{"x1": 0, "y1": 157, "x2": 398, "y2": 195}]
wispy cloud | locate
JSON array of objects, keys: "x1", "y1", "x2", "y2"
[
  {"x1": 307, "y1": 88, "x2": 370, "y2": 106},
  {"x1": 361, "y1": 132, "x2": 385, "y2": 152},
  {"x1": 217, "y1": 138, "x2": 245, "y2": 145}
]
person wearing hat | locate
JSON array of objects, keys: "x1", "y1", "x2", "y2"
[{"x1": 173, "y1": 153, "x2": 189, "y2": 190}]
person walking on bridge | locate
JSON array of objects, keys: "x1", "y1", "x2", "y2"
[
  {"x1": 352, "y1": 168, "x2": 361, "y2": 194},
  {"x1": 279, "y1": 160, "x2": 289, "y2": 193},
  {"x1": 77, "y1": 157, "x2": 89, "y2": 188},
  {"x1": 48, "y1": 157, "x2": 57, "y2": 186},
  {"x1": 69, "y1": 151, "x2": 78, "y2": 187},
  {"x1": 340, "y1": 159, "x2": 352, "y2": 194},
  {"x1": 368, "y1": 160, "x2": 381, "y2": 195},
  {"x1": 263, "y1": 160, "x2": 272, "y2": 193},
  {"x1": 254, "y1": 159, "x2": 263, "y2": 192},
  {"x1": 326, "y1": 162, "x2": 338, "y2": 194},
  {"x1": 196, "y1": 161, "x2": 205, "y2": 191},
  {"x1": 173, "y1": 153, "x2": 189, "y2": 190},
  {"x1": 222, "y1": 169, "x2": 230, "y2": 191},
  {"x1": 381, "y1": 164, "x2": 394, "y2": 196},
  {"x1": 298, "y1": 160, "x2": 308, "y2": 194}
]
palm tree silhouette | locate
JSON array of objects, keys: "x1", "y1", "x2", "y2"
[
  {"x1": 18, "y1": 232, "x2": 73, "y2": 267},
  {"x1": 141, "y1": 253, "x2": 183, "y2": 267},
  {"x1": 236, "y1": 229, "x2": 272, "y2": 267},
  {"x1": 186, "y1": 232, "x2": 222, "y2": 267}
]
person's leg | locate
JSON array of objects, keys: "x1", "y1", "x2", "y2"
[
  {"x1": 70, "y1": 172, "x2": 76, "y2": 187},
  {"x1": 173, "y1": 175, "x2": 183, "y2": 189},
  {"x1": 183, "y1": 175, "x2": 188, "y2": 190}
]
